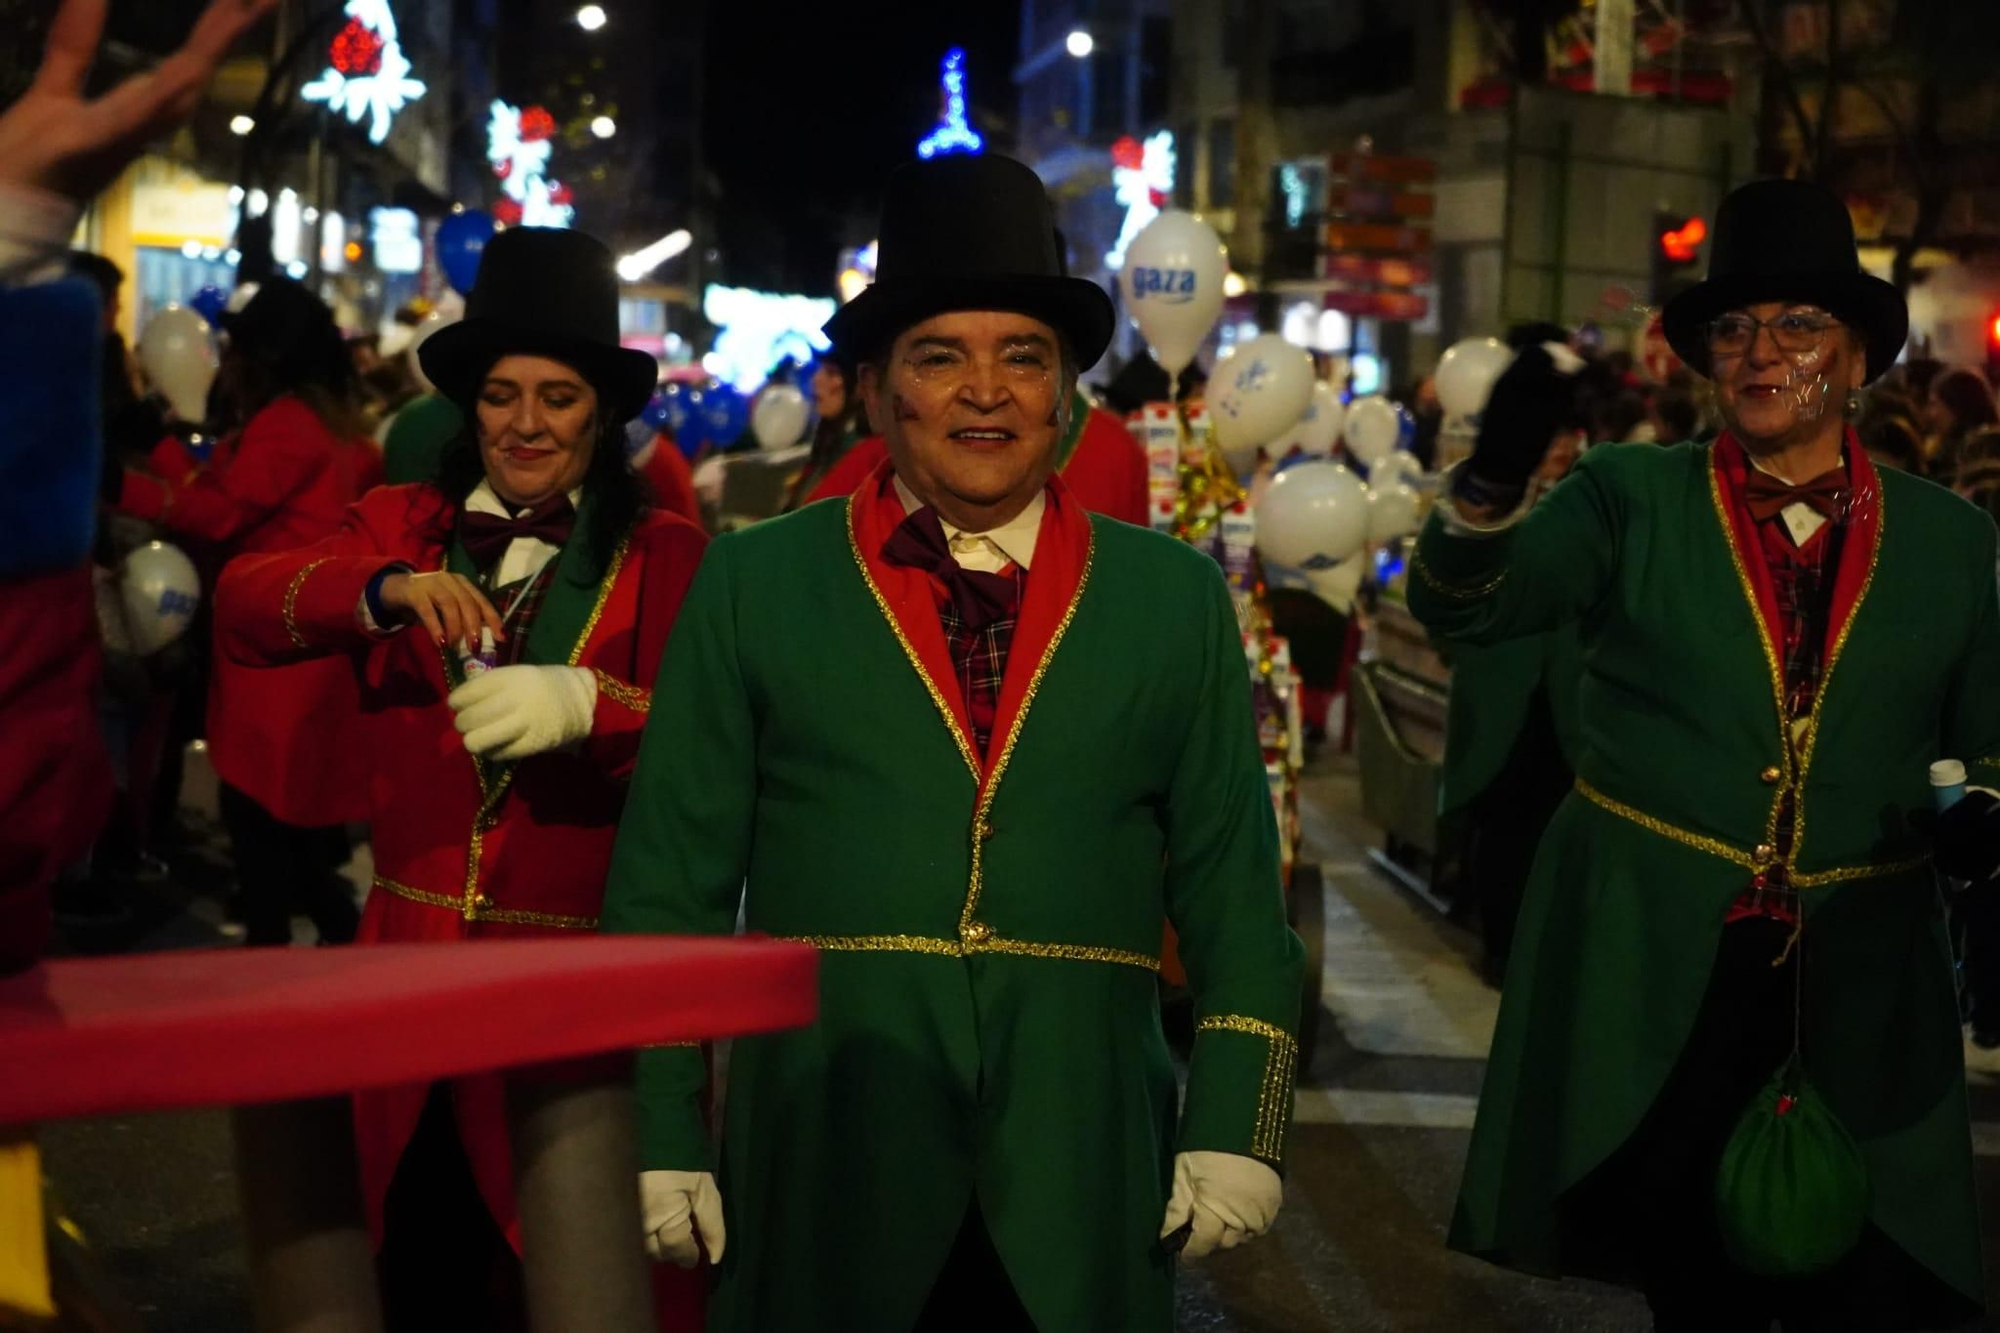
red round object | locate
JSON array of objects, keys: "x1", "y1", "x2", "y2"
[
  {"x1": 1111, "y1": 135, "x2": 1144, "y2": 170},
  {"x1": 549, "y1": 182, "x2": 573, "y2": 207},
  {"x1": 493, "y1": 159, "x2": 512, "y2": 180},
  {"x1": 1148, "y1": 187, "x2": 1168, "y2": 209},
  {"x1": 329, "y1": 18, "x2": 386, "y2": 77},
  {"x1": 518, "y1": 105, "x2": 557, "y2": 143},
  {"x1": 493, "y1": 198, "x2": 524, "y2": 227}
]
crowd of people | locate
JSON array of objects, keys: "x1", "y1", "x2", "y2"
[{"x1": 8, "y1": 3, "x2": 2000, "y2": 1332}]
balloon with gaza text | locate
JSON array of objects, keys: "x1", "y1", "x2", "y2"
[
  {"x1": 437, "y1": 210, "x2": 496, "y2": 296},
  {"x1": 137, "y1": 305, "x2": 219, "y2": 423},
  {"x1": 1254, "y1": 459, "x2": 1369, "y2": 571},
  {"x1": 1118, "y1": 210, "x2": 1227, "y2": 377},
  {"x1": 1210, "y1": 333, "x2": 1314, "y2": 474},
  {"x1": 751, "y1": 384, "x2": 810, "y2": 451},
  {"x1": 120, "y1": 541, "x2": 201, "y2": 655}
]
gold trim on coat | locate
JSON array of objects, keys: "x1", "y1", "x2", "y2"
[
  {"x1": 1410, "y1": 547, "x2": 1507, "y2": 601},
  {"x1": 1573, "y1": 779, "x2": 1924, "y2": 888},
  {"x1": 592, "y1": 668, "x2": 650, "y2": 714},
  {"x1": 780, "y1": 932, "x2": 1159, "y2": 973},
  {"x1": 1195, "y1": 1015, "x2": 1299, "y2": 1164},
  {"x1": 283, "y1": 558, "x2": 332, "y2": 648},
  {"x1": 1705, "y1": 455, "x2": 1791, "y2": 857},
  {"x1": 844, "y1": 495, "x2": 983, "y2": 782},
  {"x1": 373, "y1": 874, "x2": 599, "y2": 929}
]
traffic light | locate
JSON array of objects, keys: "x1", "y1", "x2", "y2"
[
  {"x1": 1986, "y1": 311, "x2": 2000, "y2": 382},
  {"x1": 1652, "y1": 211, "x2": 1707, "y2": 304}
]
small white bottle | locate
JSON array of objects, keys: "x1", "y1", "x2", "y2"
[
  {"x1": 1932, "y1": 758, "x2": 1968, "y2": 812},
  {"x1": 461, "y1": 626, "x2": 498, "y2": 678}
]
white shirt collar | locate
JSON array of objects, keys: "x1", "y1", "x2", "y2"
[
  {"x1": 466, "y1": 480, "x2": 584, "y2": 518},
  {"x1": 892, "y1": 474, "x2": 1044, "y2": 572}
]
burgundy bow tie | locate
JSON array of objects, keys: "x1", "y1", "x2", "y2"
[
  {"x1": 458, "y1": 493, "x2": 576, "y2": 571},
  {"x1": 881, "y1": 506, "x2": 1020, "y2": 632},
  {"x1": 1742, "y1": 467, "x2": 1848, "y2": 524}
]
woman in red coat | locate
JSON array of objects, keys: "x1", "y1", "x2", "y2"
[
  {"x1": 115, "y1": 277, "x2": 382, "y2": 946},
  {"x1": 216, "y1": 228, "x2": 707, "y2": 1330}
]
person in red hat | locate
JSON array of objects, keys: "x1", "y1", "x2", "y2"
[{"x1": 215, "y1": 226, "x2": 707, "y2": 1330}]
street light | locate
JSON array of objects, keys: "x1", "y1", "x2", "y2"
[
  {"x1": 615, "y1": 229, "x2": 692, "y2": 282},
  {"x1": 229, "y1": 114, "x2": 255, "y2": 135},
  {"x1": 576, "y1": 5, "x2": 607, "y2": 31},
  {"x1": 1066, "y1": 29, "x2": 1093, "y2": 58},
  {"x1": 590, "y1": 115, "x2": 617, "y2": 139}
]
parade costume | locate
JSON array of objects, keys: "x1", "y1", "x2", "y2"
[
  {"x1": 807, "y1": 389, "x2": 1152, "y2": 525},
  {"x1": 1414, "y1": 180, "x2": 1998, "y2": 1327},
  {"x1": 214, "y1": 228, "x2": 708, "y2": 1328},
  {"x1": 605, "y1": 154, "x2": 1302, "y2": 1333}
]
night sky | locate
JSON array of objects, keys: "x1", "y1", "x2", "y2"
[{"x1": 700, "y1": 0, "x2": 1022, "y2": 295}]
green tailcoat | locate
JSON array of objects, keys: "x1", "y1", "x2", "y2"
[
  {"x1": 1410, "y1": 441, "x2": 2000, "y2": 1317},
  {"x1": 603, "y1": 482, "x2": 1304, "y2": 1333},
  {"x1": 1436, "y1": 624, "x2": 1584, "y2": 827}
]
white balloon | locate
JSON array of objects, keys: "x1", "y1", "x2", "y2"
[
  {"x1": 1211, "y1": 333, "x2": 1313, "y2": 464},
  {"x1": 751, "y1": 384, "x2": 811, "y2": 451},
  {"x1": 1375, "y1": 451, "x2": 1425, "y2": 486},
  {"x1": 1296, "y1": 381, "x2": 1344, "y2": 457},
  {"x1": 1344, "y1": 395, "x2": 1401, "y2": 466},
  {"x1": 1118, "y1": 210, "x2": 1227, "y2": 377},
  {"x1": 1433, "y1": 337, "x2": 1513, "y2": 419},
  {"x1": 120, "y1": 540, "x2": 201, "y2": 655},
  {"x1": 1253, "y1": 459, "x2": 1368, "y2": 571},
  {"x1": 405, "y1": 311, "x2": 456, "y2": 394},
  {"x1": 137, "y1": 306, "x2": 219, "y2": 422},
  {"x1": 1366, "y1": 482, "x2": 1421, "y2": 545}
]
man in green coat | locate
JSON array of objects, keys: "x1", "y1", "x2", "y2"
[
  {"x1": 1412, "y1": 178, "x2": 2000, "y2": 1329},
  {"x1": 602, "y1": 154, "x2": 1304, "y2": 1332}
]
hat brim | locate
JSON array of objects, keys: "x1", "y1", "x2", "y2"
[
  {"x1": 1662, "y1": 270, "x2": 1908, "y2": 383},
  {"x1": 418, "y1": 319, "x2": 659, "y2": 423},
  {"x1": 822, "y1": 273, "x2": 1115, "y2": 372}
]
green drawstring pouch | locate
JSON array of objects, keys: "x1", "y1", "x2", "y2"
[{"x1": 1713, "y1": 1058, "x2": 1869, "y2": 1276}]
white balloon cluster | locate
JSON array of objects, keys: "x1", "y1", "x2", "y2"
[{"x1": 1210, "y1": 333, "x2": 1314, "y2": 473}]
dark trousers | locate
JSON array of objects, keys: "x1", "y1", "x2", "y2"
[
  {"x1": 217, "y1": 782, "x2": 357, "y2": 946},
  {"x1": 377, "y1": 1085, "x2": 525, "y2": 1333},
  {"x1": 912, "y1": 1207, "x2": 1037, "y2": 1332},
  {"x1": 1955, "y1": 885, "x2": 2000, "y2": 1039},
  {"x1": 1564, "y1": 919, "x2": 1963, "y2": 1332}
]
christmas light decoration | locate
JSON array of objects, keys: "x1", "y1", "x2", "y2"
[
  {"x1": 1105, "y1": 130, "x2": 1175, "y2": 269},
  {"x1": 915, "y1": 47, "x2": 983, "y2": 160},
  {"x1": 301, "y1": 0, "x2": 426, "y2": 146},
  {"x1": 487, "y1": 100, "x2": 573, "y2": 228}
]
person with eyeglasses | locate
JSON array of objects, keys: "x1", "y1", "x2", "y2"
[{"x1": 1408, "y1": 177, "x2": 2000, "y2": 1330}]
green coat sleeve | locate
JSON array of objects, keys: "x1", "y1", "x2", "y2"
[
  {"x1": 1169, "y1": 571, "x2": 1308, "y2": 1170},
  {"x1": 1946, "y1": 520, "x2": 2000, "y2": 789},
  {"x1": 1408, "y1": 447, "x2": 1629, "y2": 647},
  {"x1": 601, "y1": 535, "x2": 756, "y2": 1171}
]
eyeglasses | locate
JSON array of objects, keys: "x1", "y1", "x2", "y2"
[{"x1": 1705, "y1": 309, "x2": 1842, "y2": 357}]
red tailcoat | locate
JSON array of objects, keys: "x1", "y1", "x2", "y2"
[
  {"x1": 215, "y1": 483, "x2": 707, "y2": 1261},
  {"x1": 121, "y1": 396, "x2": 384, "y2": 824},
  {"x1": 806, "y1": 406, "x2": 1150, "y2": 526}
]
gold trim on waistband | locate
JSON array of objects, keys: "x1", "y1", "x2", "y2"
[
  {"x1": 1572, "y1": 780, "x2": 1927, "y2": 887},
  {"x1": 779, "y1": 932, "x2": 1159, "y2": 972},
  {"x1": 372, "y1": 874, "x2": 599, "y2": 930},
  {"x1": 1195, "y1": 1015, "x2": 1299, "y2": 1165}
]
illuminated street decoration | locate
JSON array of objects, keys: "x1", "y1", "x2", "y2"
[
  {"x1": 301, "y1": 0, "x2": 427, "y2": 146},
  {"x1": 1106, "y1": 130, "x2": 1175, "y2": 269},
  {"x1": 702, "y1": 284, "x2": 835, "y2": 393},
  {"x1": 487, "y1": 100, "x2": 574, "y2": 228},
  {"x1": 916, "y1": 48, "x2": 983, "y2": 160}
]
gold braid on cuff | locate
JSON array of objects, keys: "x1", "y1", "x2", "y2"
[
  {"x1": 592, "y1": 668, "x2": 650, "y2": 715},
  {"x1": 283, "y1": 558, "x2": 333, "y2": 648},
  {"x1": 1195, "y1": 1014, "x2": 1299, "y2": 1165}
]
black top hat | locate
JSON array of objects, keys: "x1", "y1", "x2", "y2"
[
  {"x1": 418, "y1": 227, "x2": 659, "y2": 423},
  {"x1": 822, "y1": 155, "x2": 1115, "y2": 370},
  {"x1": 219, "y1": 276, "x2": 349, "y2": 387},
  {"x1": 1662, "y1": 178, "x2": 1906, "y2": 382}
]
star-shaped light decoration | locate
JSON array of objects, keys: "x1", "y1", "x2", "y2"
[
  {"x1": 486, "y1": 100, "x2": 572, "y2": 228},
  {"x1": 301, "y1": 0, "x2": 427, "y2": 146},
  {"x1": 1106, "y1": 130, "x2": 1177, "y2": 269}
]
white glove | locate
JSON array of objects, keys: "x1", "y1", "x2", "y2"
[
  {"x1": 447, "y1": 663, "x2": 597, "y2": 761},
  {"x1": 1158, "y1": 1151, "x2": 1283, "y2": 1261},
  {"x1": 639, "y1": 1169, "x2": 725, "y2": 1268}
]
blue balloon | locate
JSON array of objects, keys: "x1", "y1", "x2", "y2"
[
  {"x1": 189, "y1": 285, "x2": 228, "y2": 326},
  {"x1": 700, "y1": 384, "x2": 748, "y2": 445},
  {"x1": 436, "y1": 210, "x2": 495, "y2": 295},
  {"x1": 640, "y1": 393, "x2": 673, "y2": 431}
]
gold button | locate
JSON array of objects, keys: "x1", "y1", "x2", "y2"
[
  {"x1": 1754, "y1": 845, "x2": 1775, "y2": 863},
  {"x1": 473, "y1": 893, "x2": 494, "y2": 910},
  {"x1": 960, "y1": 921, "x2": 993, "y2": 945},
  {"x1": 976, "y1": 820, "x2": 994, "y2": 841},
  {"x1": 1760, "y1": 766, "x2": 1781, "y2": 785}
]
